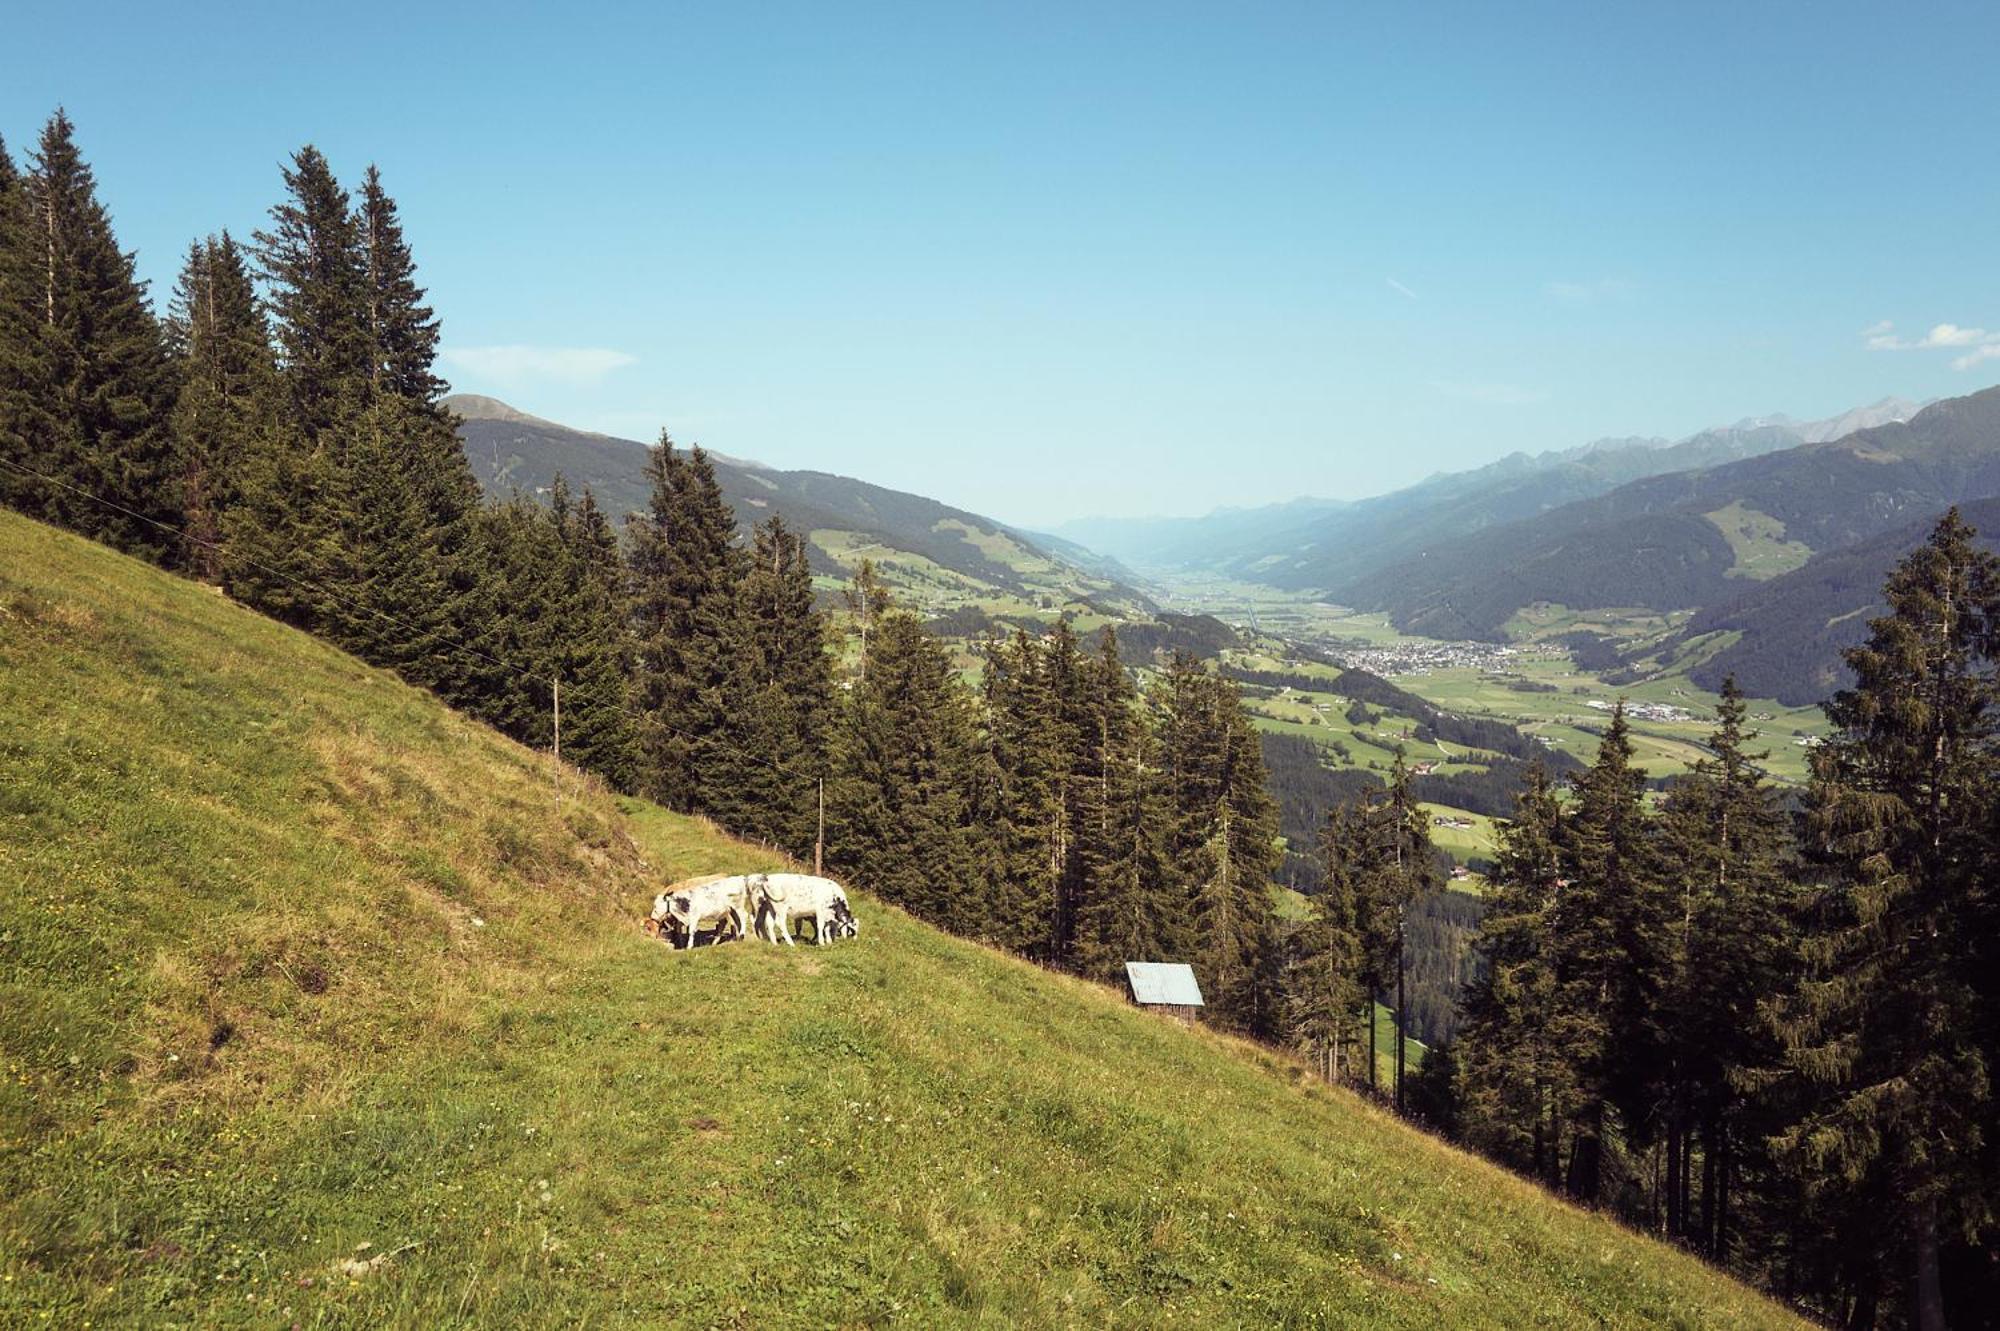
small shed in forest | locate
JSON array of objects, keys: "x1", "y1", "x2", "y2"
[{"x1": 1124, "y1": 962, "x2": 1204, "y2": 1023}]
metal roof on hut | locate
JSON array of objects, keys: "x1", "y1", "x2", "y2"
[{"x1": 1124, "y1": 962, "x2": 1204, "y2": 1009}]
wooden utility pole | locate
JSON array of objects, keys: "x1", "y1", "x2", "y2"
[{"x1": 814, "y1": 776, "x2": 825, "y2": 874}]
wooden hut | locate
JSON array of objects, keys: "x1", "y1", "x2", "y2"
[{"x1": 1124, "y1": 962, "x2": 1204, "y2": 1023}]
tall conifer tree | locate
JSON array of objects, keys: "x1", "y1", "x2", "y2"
[
  {"x1": 1457, "y1": 763, "x2": 1570, "y2": 1186},
  {"x1": 826, "y1": 610, "x2": 995, "y2": 937},
  {"x1": 626, "y1": 437, "x2": 743, "y2": 813},
  {"x1": 255, "y1": 146, "x2": 367, "y2": 442},
  {"x1": 15, "y1": 111, "x2": 175, "y2": 558},
  {"x1": 1069, "y1": 628, "x2": 1183, "y2": 980},
  {"x1": 1155, "y1": 652, "x2": 1282, "y2": 1035},
  {"x1": 707, "y1": 513, "x2": 832, "y2": 857},
  {"x1": 164, "y1": 232, "x2": 277, "y2": 580},
  {"x1": 1550, "y1": 703, "x2": 1656, "y2": 1202},
  {"x1": 1289, "y1": 800, "x2": 1369, "y2": 1083},
  {"x1": 1652, "y1": 676, "x2": 1794, "y2": 1255},
  {"x1": 357, "y1": 165, "x2": 448, "y2": 404},
  {"x1": 982, "y1": 625, "x2": 1083, "y2": 960},
  {"x1": 1770, "y1": 510, "x2": 1999, "y2": 1330},
  {"x1": 0, "y1": 132, "x2": 53, "y2": 518}
]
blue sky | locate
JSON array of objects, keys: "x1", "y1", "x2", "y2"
[{"x1": 7, "y1": 1, "x2": 1999, "y2": 525}]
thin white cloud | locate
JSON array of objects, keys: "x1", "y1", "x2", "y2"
[
  {"x1": 441, "y1": 345, "x2": 638, "y2": 386},
  {"x1": 1432, "y1": 379, "x2": 1550, "y2": 407},
  {"x1": 1921, "y1": 323, "x2": 1986, "y2": 347},
  {"x1": 1546, "y1": 277, "x2": 1633, "y2": 306},
  {"x1": 1386, "y1": 276, "x2": 1419, "y2": 301},
  {"x1": 1951, "y1": 344, "x2": 2000, "y2": 371},
  {"x1": 1863, "y1": 321, "x2": 1991, "y2": 351}
]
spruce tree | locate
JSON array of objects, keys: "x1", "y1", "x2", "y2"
[
  {"x1": 164, "y1": 232, "x2": 278, "y2": 580},
  {"x1": 1770, "y1": 510, "x2": 1999, "y2": 1330},
  {"x1": 1069, "y1": 628, "x2": 1183, "y2": 981},
  {"x1": 626, "y1": 436, "x2": 744, "y2": 814},
  {"x1": 255, "y1": 146, "x2": 368, "y2": 442},
  {"x1": 981, "y1": 625, "x2": 1081, "y2": 960},
  {"x1": 842, "y1": 557, "x2": 892, "y2": 682},
  {"x1": 1652, "y1": 676, "x2": 1794, "y2": 1256},
  {"x1": 707, "y1": 514, "x2": 832, "y2": 858},
  {"x1": 357, "y1": 165, "x2": 447, "y2": 403},
  {"x1": 1379, "y1": 752, "x2": 1441, "y2": 1111},
  {"x1": 232, "y1": 146, "x2": 368, "y2": 628},
  {"x1": 350, "y1": 165, "x2": 483, "y2": 699},
  {"x1": 331, "y1": 392, "x2": 455, "y2": 676},
  {"x1": 1456, "y1": 763, "x2": 1569, "y2": 1186},
  {"x1": 1288, "y1": 800, "x2": 1369, "y2": 1083},
  {"x1": 548, "y1": 485, "x2": 639, "y2": 789},
  {"x1": 0, "y1": 131, "x2": 53, "y2": 519},
  {"x1": 16, "y1": 111, "x2": 175, "y2": 559},
  {"x1": 1549, "y1": 703, "x2": 1656, "y2": 1203},
  {"x1": 826, "y1": 609, "x2": 994, "y2": 937},
  {"x1": 1155, "y1": 652, "x2": 1282, "y2": 1035}
]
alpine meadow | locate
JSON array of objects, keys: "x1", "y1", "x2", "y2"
[{"x1": 6, "y1": 9, "x2": 2000, "y2": 1329}]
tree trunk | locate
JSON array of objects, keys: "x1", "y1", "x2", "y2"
[
  {"x1": 1714, "y1": 1128, "x2": 1730, "y2": 1264},
  {"x1": 1566, "y1": 1102, "x2": 1602, "y2": 1202},
  {"x1": 1532, "y1": 1082, "x2": 1548, "y2": 1184},
  {"x1": 1665, "y1": 1116, "x2": 1683, "y2": 1238},
  {"x1": 1700, "y1": 1114, "x2": 1719, "y2": 1255},
  {"x1": 1368, "y1": 997, "x2": 1378, "y2": 1095},
  {"x1": 1395, "y1": 923, "x2": 1407, "y2": 1113},
  {"x1": 1912, "y1": 1193, "x2": 1946, "y2": 1331}
]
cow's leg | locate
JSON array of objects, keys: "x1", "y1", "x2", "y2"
[{"x1": 815, "y1": 910, "x2": 830, "y2": 945}]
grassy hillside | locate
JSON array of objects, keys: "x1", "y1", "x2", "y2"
[{"x1": 0, "y1": 510, "x2": 1803, "y2": 1328}]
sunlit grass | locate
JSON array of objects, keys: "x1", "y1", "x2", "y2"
[{"x1": 1, "y1": 511, "x2": 1804, "y2": 1328}]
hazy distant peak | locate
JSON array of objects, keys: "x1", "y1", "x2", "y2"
[
  {"x1": 1728, "y1": 411, "x2": 1798, "y2": 431},
  {"x1": 441, "y1": 394, "x2": 771, "y2": 470},
  {"x1": 442, "y1": 393, "x2": 572, "y2": 430},
  {"x1": 1794, "y1": 396, "x2": 1927, "y2": 443}
]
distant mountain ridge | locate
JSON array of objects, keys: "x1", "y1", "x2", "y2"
[
  {"x1": 1051, "y1": 396, "x2": 1924, "y2": 582},
  {"x1": 444, "y1": 395, "x2": 1152, "y2": 616},
  {"x1": 1337, "y1": 386, "x2": 2000, "y2": 640}
]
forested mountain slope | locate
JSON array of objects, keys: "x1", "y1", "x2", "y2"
[
  {"x1": 1680, "y1": 495, "x2": 2000, "y2": 704},
  {"x1": 0, "y1": 510, "x2": 1802, "y2": 1328},
  {"x1": 1234, "y1": 422, "x2": 1809, "y2": 590},
  {"x1": 1339, "y1": 386, "x2": 2000, "y2": 639},
  {"x1": 449, "y1": 395, "x2": 1152, "y2": 615},
  {"x1": 1054, "y1": 399, "x2": 1921, "y2": 582}
]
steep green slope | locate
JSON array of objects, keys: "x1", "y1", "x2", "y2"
[
  {"x1": 1681, "y1": 495, "x2": 2000, "y2": 704},
  {"x1": 1, "y1": 510, "x2": 1802, "y2": 1328}
]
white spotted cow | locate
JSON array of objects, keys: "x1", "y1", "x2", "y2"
[
  {"x1": 646, "y1": 874, "x2": 752, "y2": 949},
  {"x1": 749, "y1": 873, "x2": 858, "y2": 946}
]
